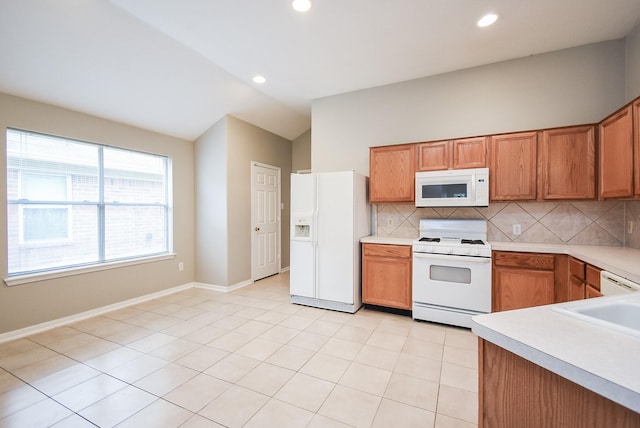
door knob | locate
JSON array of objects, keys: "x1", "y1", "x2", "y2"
[{"x1": 255, "y1": 227, "x2": 260, "y2": 231}]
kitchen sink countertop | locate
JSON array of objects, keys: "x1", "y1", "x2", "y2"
[{"x1": 472, "y1": 299, "x2": 640, "y2": 413}]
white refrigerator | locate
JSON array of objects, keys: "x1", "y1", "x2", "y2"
[{"x1": 290, "y1": 171, "x2": 370, "y2": 313}]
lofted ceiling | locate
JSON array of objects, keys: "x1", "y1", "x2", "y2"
[{"x1": 1, "y1": 1, "x2": 639, "y2": 141}]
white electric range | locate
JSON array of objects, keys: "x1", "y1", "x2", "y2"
[{"x1": 412, "y1": 219, "x2": 492, "y2": 328}]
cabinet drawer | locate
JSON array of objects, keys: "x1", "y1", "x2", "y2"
[
  {"x1": 363, "y1": 243, "x2": 411, "y2": 258},
  {"x1": 569, "y1": 257, "x2": 586, "y2": 280},
  {"x1": 586, "y1": 264, "x2": 601, "y2": 290},
  {"x1": 493, "y1": 251, "x2": 555, "y2": 270}
]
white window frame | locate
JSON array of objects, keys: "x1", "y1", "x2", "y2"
[{"x1": 5, "y1": 128, "x2": 174, "y2": 286}]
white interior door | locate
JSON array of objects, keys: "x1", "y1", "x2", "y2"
[{"x1": 251, "y1": 162, "x2": 281, "y2": 281}]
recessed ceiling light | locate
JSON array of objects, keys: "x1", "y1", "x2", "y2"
[
  {"x1": 253, "y1": 75, "x2": 266, "y2": 84},
  {"x1": 477, "y1": 13, "x2": 498, "y2": 28},
  {"x1": 292, "y1": 0, "x2": 311, "y2": 12}
]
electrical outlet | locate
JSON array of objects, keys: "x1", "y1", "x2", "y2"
[
  {"x1": 512, "y1": 224, "x2": 522, "y2": 235},
  {"x1": 387, "y1": 218, "x2": 394, "y2": 227},
  {"x1": 628, "y1": 221, "x2": 634, "y2": 234},
  {"x1": 178, "y1": 262, "x2": 184, "y2": 272}
]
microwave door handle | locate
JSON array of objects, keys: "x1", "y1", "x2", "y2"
[{"x1": 413, "y1": 252, "x2": 491, "y2": 263}]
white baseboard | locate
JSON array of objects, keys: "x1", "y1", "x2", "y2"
[
  {"x1": 280, "y1": 266, "x2": 290, "y2": 273},
  {"x1": 195, "y1": 278, "x2": 254, "y2": 292},
  {"x1": 0, "y1": 282, "x2": 196, "y2": 344}
]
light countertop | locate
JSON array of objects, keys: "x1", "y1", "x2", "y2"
[
  {"x1": 360, "y1": 235, "x2": 414, "y2": 246},
  {"x1": 472, "y1": 298, "x2": 640, "y2": 413}
]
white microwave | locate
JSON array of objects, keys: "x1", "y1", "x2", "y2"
[{"x1": 415, "y1": 167, "x2": 489, "y2": 207}]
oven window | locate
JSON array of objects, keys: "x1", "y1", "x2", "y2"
[
  {"x1": 421, "y1": 183, "x2": 468, "y2": 199},
  {"x1": 430, "y1": 265, "x2": 471, "y2": 284}
]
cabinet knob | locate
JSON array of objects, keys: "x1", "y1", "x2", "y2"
[{"x1": 255, "y1": 227, "x2": 260, "y2": 231}]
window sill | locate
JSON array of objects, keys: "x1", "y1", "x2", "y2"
[{"x1": 4, "y1": 253, "x2": 176, "y2": 287}]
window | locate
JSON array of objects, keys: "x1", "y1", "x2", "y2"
[
  {"x1": 21, "y1": 173, "x2": 70, "y2": 242},
  {"x1": 6, "y1": 128, "x2": 171, "y2": 276}
]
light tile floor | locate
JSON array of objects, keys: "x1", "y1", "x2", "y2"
[{"x1": 0, "y1": 273, "x2": 479, "y2": 428}]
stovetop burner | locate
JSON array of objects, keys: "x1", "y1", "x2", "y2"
[
  {"x1": 418, "y1": 237, "x2": 441, "y2": 243},
  {"x1": 461, "y1": 239, "x2": 485, "y2": 245},
  {"x1": 413, "y1": 219, "x2": 491, "y2": 258},
  {"x1": 418, "y1": 237, "x2": 486, "y2": 245}
]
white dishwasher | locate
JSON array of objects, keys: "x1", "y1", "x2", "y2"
[{"x1": 600, "y1": 271, "x2": 640, "y2": 295}]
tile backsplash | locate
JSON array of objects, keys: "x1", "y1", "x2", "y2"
[{"x1": 373, "y1": 200, "x2": 640, "y2": 249}]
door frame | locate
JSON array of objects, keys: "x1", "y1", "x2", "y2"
[{"x1": 250, "y1": 161, "x2": 282, "y2": 281}]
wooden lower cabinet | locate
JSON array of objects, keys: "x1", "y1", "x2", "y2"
[
  {"x1": 493, "y1": 252, "x2": 604, "y2": 310},
  {"x1": 492, "y1": 251, "x2": 556, "y2": 312},
  {"x1": 568, "y1": 256, "x2": 587, "y2": 300},
  {"x1": 586, "y1": 264, "x2": 603, "y2": 297},
  {"x1": 479, "y1": 339, "x2": 640, "y2": 428},
  {"x1": 362, "y1": 243, "x2": 412, "y2": 310},
  {"x1": 568, "y1": 256, "x2": 602, "y2": 300}
]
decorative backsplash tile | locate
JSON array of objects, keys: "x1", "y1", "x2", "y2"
[
  {"x1": 374, "y1": 200, "x2": 640, "y2": 249},
  {"x1": 625, "y1": 201, "x2": 640, "y2": 249}
]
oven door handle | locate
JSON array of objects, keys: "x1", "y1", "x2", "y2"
[{"x1": 413, "y1": 252, "x2": 491, "y2": 263}]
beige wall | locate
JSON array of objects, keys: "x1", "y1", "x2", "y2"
[
  {"x1": 227, "y1": 116, "x2": 292, "y2": 281},
  {"x1": 0, "y1": 93, "x2": 195, "y2": 334},
  {"x1": 195, "y1": 116, "x2": 293, "y2": 286},
  {"x1": 311, "y1": 40, "x2": 626, "y2": 175},
  {"x1": 292, "y1": 129, "x2": 311, "y2": 172},
  {"x1": 626, "y1": 21, "x2": 640, "y2": 102},
  {"x1": 194, "y1": 117, "x2": 228, "y2": 286}
]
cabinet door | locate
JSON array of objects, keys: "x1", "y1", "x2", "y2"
[
  {"x1": 452, "y1": 137, "x2": 488, "y2": 169},
  {"x1": 362, "y1": 245, "x2": 412, "y2": 310},
  {"x1": 568, "y1": 275, "x2": 586, "y2": 301},
  {"x1": 416, "y1": 141, "x2": 450, "y2": 171},
  {"x1": 369, "y1": 144, "x2": 415, "y2": 203},
  {"x1": 493, "y1": 267, "x2": 555, "y2": 312},
  {"x1": 489, "y1": 132, "x2": 538, "y2": 201},
  {"x1": 585, "y1": 264, "x2": 601, "y2": 291},
  {"x1": 599, "y1": 105, "x2": 634, "y2": 198},
  {"x1": 540, "y1": 126, "x2": 596, "y2": 200},
  {"x1": 586, "y1": 286, "x2": 603, "y2": 299},
  {"x1": 634, "y1": 99, "x2": 640, "y2": 196}
]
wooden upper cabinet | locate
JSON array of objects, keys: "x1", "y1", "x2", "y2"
[
  {"x1": 452, "y1": 137, "x2": 488, "y2": 169},
  {"x1": 416, "y1": 141, "x2": 450, "y2": 171},
  {"x1": 417, "y1": 137, "x2": 487, "y2": 171},
  {"x1": 369, "y1": 144, "x2": 415, "y2": 203},
  {"x1": 489, "y1": 132, "x2": 537, "y2": 201},
  {"x1": 599, "y1": 104, "x2": 634, "y2": 199},
  {"x1": 634, "y1": 98, "x2": 640, "y2": 196},
  {"x1": 540, "y1": 125, "x2": 596, "y2": 200}
]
